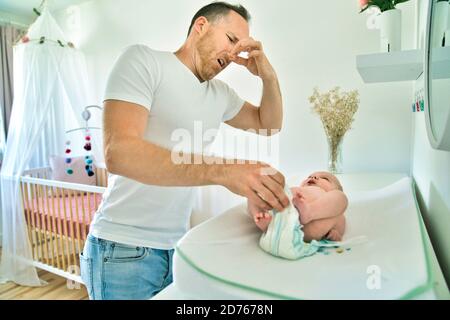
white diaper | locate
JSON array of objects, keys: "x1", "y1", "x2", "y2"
[{"x1": 259, "y1": 187, "x2": 340, "y2": 260}]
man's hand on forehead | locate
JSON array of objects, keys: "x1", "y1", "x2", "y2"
[
  {"x1": 229, "y1": 37, "x2": 262, "y2": 65},
  {"x1": 227, "y1": 36, "x2": 276, "y2": 81}
]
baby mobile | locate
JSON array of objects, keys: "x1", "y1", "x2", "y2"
[{"x1": 65, "y1": 105, "x2": 102, "y2": 177}]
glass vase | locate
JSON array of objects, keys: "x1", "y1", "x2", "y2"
[{"x1": 327, "y1": 137, "x2": 343, "y2": 174}]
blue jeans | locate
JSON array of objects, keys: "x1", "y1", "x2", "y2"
[{"x1": 80, "y1": 234, "x2": 174, "y2": 300}]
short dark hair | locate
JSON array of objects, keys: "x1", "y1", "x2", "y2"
[{"x1": 187, "y1": 1, "x2": 251, "y2": 37}]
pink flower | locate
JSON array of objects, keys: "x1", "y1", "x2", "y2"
[
  {"x1": 21, "y1": 36, "x2": 29, "y2": 43},
  {"x1": 359, "y1": 0, "x2": 369, "y2": 8}
]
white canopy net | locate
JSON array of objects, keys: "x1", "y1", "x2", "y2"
[{"x1": 0, "y1": 6, "x2": 99, "y2": 286}]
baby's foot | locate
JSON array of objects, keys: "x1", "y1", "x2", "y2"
[
  {"x1": 292, "y1": 195, "x2": 313, "y2": 224},
  {"x1": 325, "y1": 228, "x2": 342, "y2": 241},
  {"x1": 254, "y1": 212, "x2": 272, "y2": 232}
]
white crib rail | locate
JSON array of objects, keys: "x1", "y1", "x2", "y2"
[
  {"x1": 20, "y1": 176, "x2": 106, "y2": 193},
  {"x1": 21, "y1": 166, "x2": 108, "y2": 189},
  {"x1": 18, "y1": 166, "x2": 108, "y2": 281}
]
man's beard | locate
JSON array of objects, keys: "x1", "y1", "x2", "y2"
[{"x1": 195, "y1": 32, "x2": 220, "y2": 81}]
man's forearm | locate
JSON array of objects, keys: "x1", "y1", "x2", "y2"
[
  {"x1": 105, "y1": 136, "x2": 228, "y2": 187},
  {"x1": 259, "y1": 77, "x2": 283, "y2": 131}
]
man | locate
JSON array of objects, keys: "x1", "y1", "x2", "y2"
[{"x1": 80, "y1": 2, "x2": 288, "y2": 300}]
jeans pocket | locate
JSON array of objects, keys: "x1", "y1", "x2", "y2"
[
  {"x1": 106, "y1": 244, "x2": 148, "y2": 263},
  {"x1": 80, "y1": 251, "x2": 94, "y2": 299}
]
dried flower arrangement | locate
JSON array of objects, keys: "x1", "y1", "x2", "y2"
[{"x1": 309, "y1": 87, "x2": 360, "y2": 173}]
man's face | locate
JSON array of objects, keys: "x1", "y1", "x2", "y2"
[
  {"x1": 194, "y1": 11, "x2": 249, "y2": 81},
  {"x1": 300, "y1": 172, "x2": 341, "y2": 192}
]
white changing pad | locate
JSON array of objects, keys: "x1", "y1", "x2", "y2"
[{"x1": 173, "y1": 177, "x2": 434, "y2": 299}]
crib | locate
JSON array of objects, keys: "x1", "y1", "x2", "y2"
[{"x1": 19, "y1": 166, "x2": 108, "y2": 283}]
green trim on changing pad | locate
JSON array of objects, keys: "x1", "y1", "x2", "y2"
[
  {"x1": 176, "y1": 179, "x2": 434, "y2": 300},
  {"x1": 175, "y1": 246, "x2": 300, "y2": 300},
  {"x1": 399, "y1": 179, "x2": 434, "y2": 300}
]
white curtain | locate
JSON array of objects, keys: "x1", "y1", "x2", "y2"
[{"x1": 0, "y1": 7, "x2": 98, "y2": 286}]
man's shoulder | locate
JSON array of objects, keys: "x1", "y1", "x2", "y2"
[
  {"x1": 209, "y1": 78, "x2": 233, "y2": 92},
  {"x1": 120, "y1": 44, "x2": 169, "y2": 61}
]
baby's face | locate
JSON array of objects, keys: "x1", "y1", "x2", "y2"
[{"x1": 300, "y1": 171, "x2": 342, "y2": 192}]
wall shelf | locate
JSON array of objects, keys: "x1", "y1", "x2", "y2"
[{"x1": 356, "y1": 49, "x2": 423, "y2": 83}]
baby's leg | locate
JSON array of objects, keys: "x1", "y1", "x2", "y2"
[
  {"x1": 332, "y1": 215, "x2": 345, "y2": 236},
  {"x1": 302, "y1": 215, "x2": 345, "y2": 242},
  {"x1": 247, "y1": 199, "x2": 272, "y2": 232},
  {"x1": 325, "y1": 215, "x2": 345, "y2": 241},
  {"x1": 254, "y1": 212, "x2": 272, "y2": 232}
]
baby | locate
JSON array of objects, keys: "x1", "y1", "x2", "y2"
[{"x1": 247, "y1": 171, "x2": 348, "y2": 242}]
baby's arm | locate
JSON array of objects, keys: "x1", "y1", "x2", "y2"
[{"x1": 293, "y1": 190, "x2": 348, "y2": 224}]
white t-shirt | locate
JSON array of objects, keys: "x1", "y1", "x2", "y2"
[{"x1": 90, "y1": 45, "x2": 245, "y2": 249}]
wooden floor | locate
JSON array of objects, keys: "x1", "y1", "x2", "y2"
[
  {"x1": 0, "y1": 236, "x2": 90, "y2": 300},
  {"x1": 0, "y1": 247, "x2": 88, "y2": 300}
]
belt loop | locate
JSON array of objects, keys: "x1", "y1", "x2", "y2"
[{"x1": 108, "y1": 242, "x2": 115, "y2": 257}]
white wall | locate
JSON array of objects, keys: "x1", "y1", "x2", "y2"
[
  {"x1": 412, "y1": 0, "x2": 450, "y2": 286},
  {"x1": 413, "y1": 112, "x2": 450, "y2": 286},
  {"x1": 53, "y1": 0, "x2": 416, "y2": 178},
  {"x1": 0, "y1": 9, "x2": 33, "y2": 28}
]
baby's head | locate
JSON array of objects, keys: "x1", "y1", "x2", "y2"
[{"x1": 300, "y1": 171, "x2": 343, "y2": 192}]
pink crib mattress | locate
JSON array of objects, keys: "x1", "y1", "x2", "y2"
[{"x1": 24, "y1": 193, "x2": 102, "y2": 239}]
